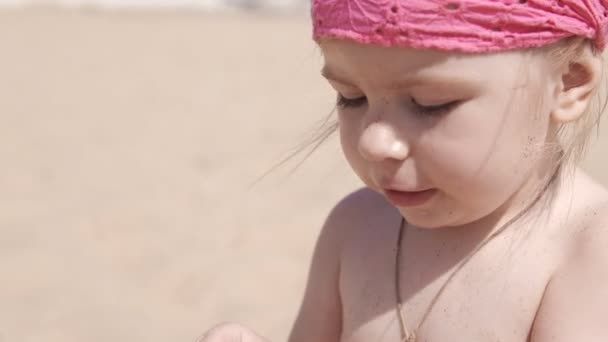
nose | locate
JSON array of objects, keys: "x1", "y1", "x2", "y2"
[{"x1": 358, "y1": 121, "x2": 410, "y2": 162}]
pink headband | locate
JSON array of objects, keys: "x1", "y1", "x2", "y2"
[{"x1": 312, "y1": 0, "x2": 608, "y2": 52}]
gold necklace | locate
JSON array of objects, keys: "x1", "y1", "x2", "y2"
[
  {"x1": 394, "y1": 163, "x2": 561, "y2": 342},
  {"x1": 394, "y1": 205, "x2": 537, "y2": 342}
]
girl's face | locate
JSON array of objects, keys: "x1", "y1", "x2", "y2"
[{"x1": 321, "y1": 39, "x2": 560, "y2": 229}]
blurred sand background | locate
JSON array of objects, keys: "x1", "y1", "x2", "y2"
[{"x1": 0, "y1": 6, "x2": 606, "y2": 342}]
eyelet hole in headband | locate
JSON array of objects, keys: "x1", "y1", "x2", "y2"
[
  {"x1": 391, "y1": 5, "x2": 398, "y2": 13},
  {"x1": 446, "y1": 2, "x2": 460, "y2": 10},
  {"x1": 519, "y1": 0, "x2": 527, "y2": 3}
]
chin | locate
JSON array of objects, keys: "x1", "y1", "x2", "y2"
[
  {"x1": 397, "y1": 201, "x2": 486, "y2": 229},
  {"x1": 397, "y1": 208, "x2": 452, "y2": 229},
  {"x1": 405, "y1": 202, "x2": 510, "y2": 231}
]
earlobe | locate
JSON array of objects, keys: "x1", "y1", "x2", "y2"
[{"x1": 551, "y1": 49, "x2": 602, "y2": 124}]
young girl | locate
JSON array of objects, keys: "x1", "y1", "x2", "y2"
[{"x1": 202, "y1": 1, "x2": 608, "y2": 341}]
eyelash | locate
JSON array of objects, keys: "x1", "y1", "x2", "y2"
[
  {"x1": 337, "y1": 94, "x2": 368, "y2": 109},
  {"x1": 336, "y1": 94, "x2": 459, "y2": 116}
]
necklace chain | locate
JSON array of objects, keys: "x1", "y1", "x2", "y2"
[{"x1": 394, "y1": 198, "x2": 543, "y2": 342}]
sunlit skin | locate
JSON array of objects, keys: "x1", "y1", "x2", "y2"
[
  {"x1": 201, "y1": 40, "x2": 608, "y2": 342},
  {"x1": 322, "y1": 39, "x2": 558, "y2": 231}
]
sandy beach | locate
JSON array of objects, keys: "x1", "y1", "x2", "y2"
[{"x1": 0, "y1": 8, "x2": 606, "y2": 342}]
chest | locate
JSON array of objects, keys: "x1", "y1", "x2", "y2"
[{"x1": 338, "y1": 230, "x2": 555, "y2": 342}]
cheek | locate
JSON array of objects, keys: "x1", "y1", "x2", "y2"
[{"x1": 421, "y1": 96, "x2": 550, "y2": 211}]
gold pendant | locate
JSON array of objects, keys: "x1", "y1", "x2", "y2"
[{"x1": 401, "y1": 333, "x2": 416, "y2": 342}]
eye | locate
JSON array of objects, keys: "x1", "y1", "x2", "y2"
[
  {"x1": 411, "y1": 98, "x2": 461, "y2": 116},
  {"x1": 336, "y1": 93, "x2": 367, "y2": 109}
]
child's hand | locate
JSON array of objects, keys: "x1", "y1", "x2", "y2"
[{"x1": 199, "y1": 323, "x2": 270, "y2": 342}]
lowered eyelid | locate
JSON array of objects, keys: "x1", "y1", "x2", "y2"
[{"x1": 409, "y1": 85, "x2": 480, "y2": 104}]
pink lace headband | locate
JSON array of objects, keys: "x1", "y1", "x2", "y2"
[{"x1": 312, "y1": 0, "x2": 608, "y2": 52}]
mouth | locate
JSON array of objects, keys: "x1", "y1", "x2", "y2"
[{"x1": 383, "y1": 188, "x2": 437, "y2": 207}]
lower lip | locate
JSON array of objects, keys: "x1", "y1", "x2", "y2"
[{"x1": 384, "y1": 189, "x2": 437, "y2": 207}]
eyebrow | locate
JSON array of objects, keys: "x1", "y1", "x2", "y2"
[{"x1": 321, "y1": 65, "x2": 481, "y2": 90}]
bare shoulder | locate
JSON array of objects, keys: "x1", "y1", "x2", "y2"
[
  {"x1": 288, "y1": 187, "x2": 399, "y2": 342},
  {"x1": 530, "y1": 186, "x2": 608, "y2": 341},
  {"x1": 325, "y1": 187, "x2": 398, "y2": 227},
  {"x1": 307, "y1": 186, "x2": 398, "y2": 274},
  {"x1": 322, "y1": 187, "x2": 400, "y2": 251},
  {"x1": 565, "y1": 199, "x2": 608, "y2": 272},
  {"x1": 563, "y1": 172, "x2": 608, "y2": 259}
]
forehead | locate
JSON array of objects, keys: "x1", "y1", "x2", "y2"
[{"x1": 319, "y1": 39, "x2": 542, "y2": 86}]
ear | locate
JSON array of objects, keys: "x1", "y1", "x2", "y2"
[{"x1": 551, "y1": 47, "x2": 602, "y2": 123}]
